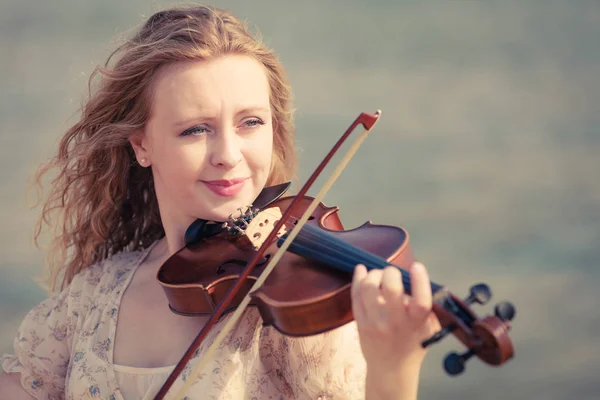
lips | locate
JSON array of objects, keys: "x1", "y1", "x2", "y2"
[
  {"x1": 202, "y1": 177, "x2": 248, "y2": 197},
  {"x1": 203, "y1": 178, "x2": 248, "y2": 186}
]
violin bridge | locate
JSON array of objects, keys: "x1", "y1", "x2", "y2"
[{"x1": 244, "y1": 207, "x2": 287, "y2": 249}]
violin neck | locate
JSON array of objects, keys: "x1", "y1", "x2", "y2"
[{"x1": 278, "y1": 224, "x2": 444, "y2": 296}]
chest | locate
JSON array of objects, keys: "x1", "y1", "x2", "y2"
[{"x1": 112, "y1": 280, "x2": 210, "y2": 368}]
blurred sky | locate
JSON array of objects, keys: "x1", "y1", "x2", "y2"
[{"x1": 1, "y1": 1, "x2": 599, "y2": 399}]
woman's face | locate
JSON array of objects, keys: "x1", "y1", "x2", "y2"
[{"x1": 130, "y1": 55, "x2": 274, "y2": 233}]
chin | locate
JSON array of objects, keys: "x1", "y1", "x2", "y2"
[{"x1": 200, "y1": 197, "x2": 259, "y2": 222}]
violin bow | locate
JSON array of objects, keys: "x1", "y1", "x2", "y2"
[{"x1": 154, "y1": 110, "x2": 381, "y2": 399}]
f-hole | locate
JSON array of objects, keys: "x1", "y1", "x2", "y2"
[
  {"x1": 293, "y1": 216, "x2": 315, "y2": 225},
  {"x1": 215, "y1": 254, "x2": 272, "y2": 275}
]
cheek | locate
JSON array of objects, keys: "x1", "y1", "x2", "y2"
[
  {"x1": 247, "y1": 131, "x2": 274, "y2": 170},
  {"x1": 154, "y1": 144, "x2": 205, "y2": 182}
]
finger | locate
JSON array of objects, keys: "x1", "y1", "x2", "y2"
[
  {"x1": 359, "y1": 269, "x2": 387, "y2": 330},
  {"x1": 408, "y1": 262, "x2": 433, "y2": 321},
  {"x1": 352, "y1": 264, "x2": 368, "y2": 290},
  {"x1": 380, "y1": 266, "x2": 405, "y2": 306},
  {"x1": 351, "y1": 264, "x2": 368, "y2": 308},
  {"x1": 351, "y1": 264, "x2": 369, "y2": 324},
  {"x1": 426, "y1": 310, "x2": 442, "y2": 333}
]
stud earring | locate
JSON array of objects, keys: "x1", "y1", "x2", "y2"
[{"x1": 140, "y1": 158, "x2": 147, "y2": 166}]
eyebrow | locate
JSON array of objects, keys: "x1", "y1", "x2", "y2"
[
  {"x1": 236, "y1": 106, "x2": 271, "y2": 117},
  {"x1": 173, "y1": 106, "x2": 271, "y2": 127}
]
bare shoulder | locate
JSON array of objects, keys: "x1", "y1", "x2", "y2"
[{"x1": 0, "y1": 373, "x2": 35, "y2": 399}]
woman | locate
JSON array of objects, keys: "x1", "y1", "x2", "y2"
[{"x1": 0, "y1": 5, "x2": 439, "y2": 399}]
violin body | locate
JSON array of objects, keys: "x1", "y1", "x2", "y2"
[{"x1": 157, "y1": 196, "x2": 415, "y2": 337}]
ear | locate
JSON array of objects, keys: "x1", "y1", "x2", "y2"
[{"x1": 129, "y1": 130, "x2": 152, "y2": 167}]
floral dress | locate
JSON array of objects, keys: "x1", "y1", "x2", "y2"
[{"x1": 1, "y1": 242, "x2": 367, "y2": 399}]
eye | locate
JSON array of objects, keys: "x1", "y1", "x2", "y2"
[
  {"x1": 180, "y1": 125, "x2": 209, "y2": 137},
  {"x1": 242, "y1": 118, "x2": 266, "y2": 129}
]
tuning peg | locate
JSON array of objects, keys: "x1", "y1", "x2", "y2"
[
  {"x1": 443, "y1": 349, "x2": 476, "y2": 376},
  {"x1": 464, "y1": 283, "x2": 492, "y2": 305},
  {"x1": 421, "y1": 325, "x2": 455, "y2": 348},
  {"x1": 494, "y1": 301, "x2": 516, "y2": 322}
]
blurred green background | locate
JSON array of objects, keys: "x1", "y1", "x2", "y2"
[{"x1": 1, "y1": 1, "x2": 599, "y2": 398}]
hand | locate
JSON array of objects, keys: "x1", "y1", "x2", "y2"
[{"x1": 351, "y1": 262, "x2": 441, "y2": 374}]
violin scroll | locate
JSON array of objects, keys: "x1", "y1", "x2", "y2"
[{"x1": 422, "y1": 284, "x2": 517, "y2": 376}]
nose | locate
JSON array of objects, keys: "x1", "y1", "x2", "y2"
[{"x1": 209, "y1": 127, "x2": 242, "y2": 169}]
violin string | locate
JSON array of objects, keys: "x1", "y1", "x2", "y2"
[
  {"x1": 251, "y1": 215, "x2": 414, "y2": 291},
  {"x1": 283, "y1": 222, "x2": 414, "y2": 292},
  {"x1": 273, "y1": 216, "x2": 403, "y2": 273},
  {"x1": 290, "y1": 223, "x2": 444, "y2": 294}
]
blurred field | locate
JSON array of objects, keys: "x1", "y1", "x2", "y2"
[{"x1": 1, "y1": 1, "x2": 599, "y2": 398}]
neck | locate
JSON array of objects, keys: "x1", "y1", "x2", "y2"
[
  {"x1": 162, "y1": 223, "x2": 190, "y2": 256},
  {"x1": 149, "y1": 212, "x2": 196, "y2": 263}
]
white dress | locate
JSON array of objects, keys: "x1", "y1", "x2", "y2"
[
  {"x1": 113, "y1": 364, "x2": 175, "y2": 399},
  {"x1": 1, "y1": 242, "x2": 368, "y2": 399}
]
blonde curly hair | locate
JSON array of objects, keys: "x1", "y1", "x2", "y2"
[{"x1": 33, "y1": 4, "x2": 297, "y2": 292}]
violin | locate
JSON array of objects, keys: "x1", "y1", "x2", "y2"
[{"x1": 153, "y1": 111, "x2": 516, "y2": 399}]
